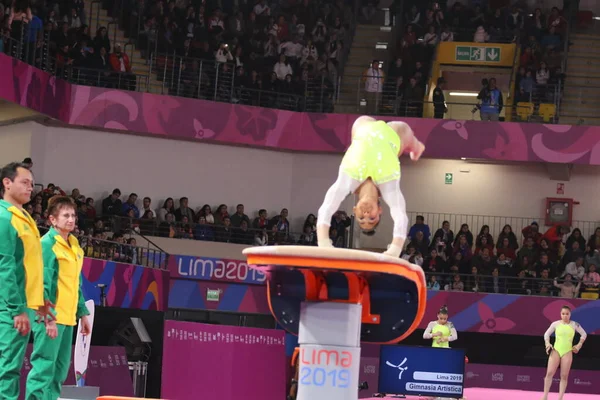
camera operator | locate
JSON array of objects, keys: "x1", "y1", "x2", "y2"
[{"x1": 476, "y1": 77, "x2": 503, "y2": 121}]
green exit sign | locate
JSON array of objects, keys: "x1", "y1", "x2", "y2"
[
  {"x1": 206, "y1": 289, "x2": 221, "y2": 302},
  {"x1": 445, "y1": 173, "x2": 453, "y2": 185},
  {"x1": 455, "y1": 46, "x2": 501, "y2": 62}
]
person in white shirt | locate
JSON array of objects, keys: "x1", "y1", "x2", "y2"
[
  {"x1": 562, "y1": 256, "x2": 586, "y2": 281},
  {"x1": 423, "y1": 25, "x2": 438, "y2": 47},
  {"x1": 362, "y1": 60, "x2": 384, "y2": 114},
  {"x1": 301, "y1": 39, "x2": 318, "y2": 64},
  {"x1": 215, "y1": 43, "x2": 233, "y2": 63},
  {"x1": 440, "y1": 25, "x2": 454, "y2": 42},
  {"x1": 140, "y1": 197, "x2": 156, "y2": 219},
  {"x1": 279, "y1": 38, "x2": 303, "y2": 64},
  {"x1": 208, "y1": 9, "x2": 224, "y2": 34},
  {"x1": 64, "y1": 8, "x2": 82, "y2": 28},
  {"x1": 273, "y1": 54, "x2": 293, "y2": 80},
  {"x1": 536, "y1": 61, "x2": 550, "y2": 85},
  {"x1": 473, "y1": 26, "x2": 489, "y2": 43},
  {"x1": 253, "y1": 0, "x2": 270, "y2": 17}
]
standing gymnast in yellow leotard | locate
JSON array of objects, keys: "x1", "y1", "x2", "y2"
[
  {"x1": 542, "y1": 305, "x2": 587, "y2": 400},
  {"x1": 317, "y1": 116, "x2": 425, "y2": 257},
  {"x1": 423, "y1": 305, "x2": 458, "y2": 348},
  {"x1": 423, "y1": 306, "x2": 466, "y2": 400}
]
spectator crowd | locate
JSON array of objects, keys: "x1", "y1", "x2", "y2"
[
  {"x1": 140, "y1": 0, "x2": 354, "y2": 111},
  {"x1": 403, "y1": 215, "x2": 600, "y2": 299},
  {"x1": 0, "y1": 0, "x2": 356, "y2": 111},
  {"x1": 514, "y1": 5, "x2": 567, "y2": 107},
  {"x1": 25, "y1": 172, "x2": 353, "y2": 258},
  {"x1": 1, "y1": 0, "x2": 139, "y2": 90}
]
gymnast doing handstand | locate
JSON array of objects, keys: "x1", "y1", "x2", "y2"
[{"x1": 316, "y1": 116, "x2": 425, "y2": 258}]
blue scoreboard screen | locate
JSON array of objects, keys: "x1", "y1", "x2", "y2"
[{"x1": 378, "y1": 345, "x2": 466, "y2": 398}]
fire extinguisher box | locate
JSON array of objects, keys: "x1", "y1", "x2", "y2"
[{"x1": 545, "y1": 198, "x2": 574, "y2": 227}]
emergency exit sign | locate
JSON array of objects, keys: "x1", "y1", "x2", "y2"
[
  {"x1": 445, "y1": 173, "x2": 453, "y2": 185},
  {"x1": 455, "y1": 46, "x2": 501, "y2": 62}
]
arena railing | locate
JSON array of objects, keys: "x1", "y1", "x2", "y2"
[
  {"x1": 450, "y1": 26, "x2": 518, "y2": 44},
  {"x1": 63, "y1": 65, "x2": 151, "y2": 92},
  {"x1": 105, "y1": 215, "x2": 352, "y2": 249},
  {"x1": 2, "y1": 27, "x2": 53, "y2": 72},
  {"x1": 37, "y1": 224, "x2": 169, "y2": 269},
  {"x1": 99, "y1": 210, "x2": 598, "y2": 253},
  {"x1": 404, "y1": 211, "x2": 599, "y2": 245},
  {"x1": 338, "y1": 73, "x2": 561, "y2": 122},
  {"x1": 1, "y1": 28, "x2": 152, "y2": 89},
  {"x1": 4, "y1": 27, "x2": 563, "y2": 122},
  {"x1": 143, "y1": 51, "x2": 334, "y2": 112},
  {"x1": 425, "y1": 271, "x2": 599, "y2": 298}
]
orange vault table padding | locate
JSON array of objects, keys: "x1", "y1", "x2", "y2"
[{"x1": 243, "y1": 246, "x2": 427, "y2": 344}]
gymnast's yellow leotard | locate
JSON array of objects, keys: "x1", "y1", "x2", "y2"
[
  {"x1": 544, "y1": 320, "x2": 587, "y2": 357},
  {"x1": 423, "y1": 320, "x2": 458, "y2": 348},
  {"x1": 340, "y1": 120, "x2": 402, "y2": 184}
]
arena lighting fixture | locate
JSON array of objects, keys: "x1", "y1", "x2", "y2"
[
  {"x1": 461, "y1": 157, "x2": 467, "y2": 160},
  {"x1": 449, "y1": 92, "x2": 478, "y2": 97}
]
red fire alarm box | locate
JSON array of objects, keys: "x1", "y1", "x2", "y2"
[{"x1": 545, "y1": 198, "x2": 575, "y2": 227}]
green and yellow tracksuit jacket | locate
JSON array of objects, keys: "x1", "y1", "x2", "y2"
[
  {"x1": 0, "y1": 199, "x2": 44, "y2": 316},
  {"x1": 41, "y1": 227, "x2": 89, "y2": 325}
]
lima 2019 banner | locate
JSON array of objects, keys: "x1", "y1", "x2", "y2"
[
  {"x1": 167, "y1": 255, "x2": 270, "y2": 313},
  {"x1": 81, "y1": 258, "x2": 169, "y2": 311},
  {"x1": 168, "y1": 255, "x2": 600, "y2": 336}
]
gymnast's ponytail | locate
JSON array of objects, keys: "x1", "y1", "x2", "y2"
[{"x1": 438, "y1": 305, "x2": 449, "y2": 315}]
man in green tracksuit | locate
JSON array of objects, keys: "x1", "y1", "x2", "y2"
[
  {"x1": 0, "y1": 162, "x2": 52, "y2": 400},
  {"x1": 26, "y1": 195, "x2": 91, "y2": 400}
]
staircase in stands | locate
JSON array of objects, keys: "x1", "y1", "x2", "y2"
[
  {"x1": 560, "y1": 31, "x2": 600, "y2": 125},
  {"x1": 85, "y1": 0, "x2": 162, "y2": 93},
  {"x1": 334, "y1": 22, "x2": 394, "y2": 114}
]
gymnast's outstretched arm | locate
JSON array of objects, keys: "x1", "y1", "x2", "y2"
[
  {"x1": 317, "y1": 169, "x2": 361, "y2": 246},
  {"x1": 379, "y1": 179, "x2": 409, "y2": 257}
]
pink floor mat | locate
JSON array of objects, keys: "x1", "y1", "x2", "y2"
[{"x1": 363, "y1": 387, "x2": 600, "y2": 399}]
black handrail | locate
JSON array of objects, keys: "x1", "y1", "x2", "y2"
[
  {"x1": 37, "y1": 225, "x2": 169, "y2": 269},
  {"x1": 425, "y1": 271, "x2": 594, "y2": 297}
]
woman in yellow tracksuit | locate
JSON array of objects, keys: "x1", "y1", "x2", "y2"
[
  {"x1": 316, "y1": 116, "x2": 425, "y2": 258},
  {"x1": 26, "y1": 196, "x2": 91, "y2": 400}
]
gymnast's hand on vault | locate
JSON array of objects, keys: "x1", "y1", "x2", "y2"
[
  {"x1": 383, "y1": 246, "x2": 402, "y2": 258},
  {"x1": 318, "y1": 239, "x2": 334, "y2": 248}
]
